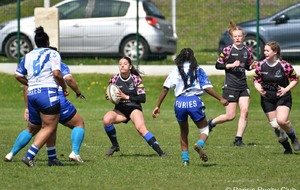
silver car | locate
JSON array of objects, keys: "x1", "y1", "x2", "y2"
[
  {"x1": 218, "y1": 3, "x2": 300, "y2": 60},
  {"x1": 0, "y1": 0, "x2": 177, "y2": 60}
]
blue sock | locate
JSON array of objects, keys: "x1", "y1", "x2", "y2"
[
  {"x1": 47, "y1": 146, "x2": 57, "y2": 160},
  {"x1": 143, "y1": 132, "x2": 154, "y2": 141},
  {"x1": 197, "y1": 139, "x2": 205, "y2": 148},
  {"x1": 104, "y1": 124, "x2": 118, "y2": 146},
  {"x1": 287, "y1": 128, "x2": 295, "y2": 137},
  {"x1": 287, "y1": 128, "x2": 296, "y2": 141},
  {"x1": 143, "y1": 132, "x2": 164, "y2": 155},
  {"x1": 71, "y1": 127, "x2": 85, "y2": 154},
  {"x1": 26, "y1": 144, "x2": 39, "y2": 160},
  {"x1": 11, "y1": 130, "x2": 32, "y2": 155},
  {"x1": 209, "y1": 120, "x2": 216, "y2": 128},
  {"x1": 182, "y1": 151, "x2": 189, "y2": 162}
]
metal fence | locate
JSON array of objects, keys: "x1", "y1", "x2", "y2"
[{"x1": 0, "y1": 0, "x2": 299, "y2": 62}]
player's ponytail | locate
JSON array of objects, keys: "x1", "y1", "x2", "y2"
[
  {"x1": 175, "y1": 48, "x2": 198, "y2": 89},
  {"x1": 122, "y1": 56, "x2": 142, "y2": 77},
  {"x1": 227, "y1": 21, "x2": 244, "y2": 37},
  {"x1": 34, "y1": 26, "x2": 49, "y2": 48}
]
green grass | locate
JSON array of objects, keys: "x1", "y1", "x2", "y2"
[
  {"x1": 1, "y1": 73, "x2": 300, "y2": 189},
  {"x1": 1, "y1": 0, "x2": 300, "y2": 64}
]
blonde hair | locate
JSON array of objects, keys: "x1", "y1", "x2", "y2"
[{"x1": 227, "y1": 21, "x2": 244, "y2": 37}]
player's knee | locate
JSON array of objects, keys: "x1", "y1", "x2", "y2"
[
  {"x1": 269, "y1": 119, "x2": 280, "y2": 130},
  {"x1": 276, "y1": 119, "x2": 287, "y2": 127},
  {"x1": 103, "y1": 117, "x2": 113, "y2": 126},
  {"x1": 226, "y1": 115, "x2": 235, "y2": 121},
  {"x1": 27, "y1": 125, "x2": 41, "y2": 135},
  {"x1": 199, "y1": 125, "x2": 209, "y2": 136}
]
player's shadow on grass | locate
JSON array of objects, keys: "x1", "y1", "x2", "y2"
[
  {"x1": 119, "y1": 153, "x2": 162, "y2": 157},
  {"x1": 198, "y1": 163, "x2": 218, "y2": 167}
]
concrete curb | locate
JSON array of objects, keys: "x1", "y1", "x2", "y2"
[{"x1": 2, "y1": 63, "x2": 300, "y2": 76}]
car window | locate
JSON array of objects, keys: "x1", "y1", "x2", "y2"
[
  {"x1": 285, "y1": 6, "x2": 300, "y2": 19},
  {"x1": 91, "y1": 0, "x2": 129, "y2": 18},
  {"x1": 58, "y1": 1, "x2": 88, "y2": 19},
  {"x1": 143, "y1": 1, "x2": 165, "y2": 19}
]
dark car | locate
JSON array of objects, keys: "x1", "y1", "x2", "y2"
[{"x1": 218, "y1": 3, "x2": 300, "y2": 60}]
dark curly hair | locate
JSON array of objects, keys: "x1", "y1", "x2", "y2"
[
  {"x1": 174, "y1": 48, "x2": 198, "y2": 89},
  {"x1": 34, "y1": 26, "x2": 49, "y2": 48}
]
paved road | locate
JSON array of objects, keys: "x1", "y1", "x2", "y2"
[
  {"x1": 3, "y1": 63, "x2": 300, "y2": 76},
  {"x1": 0, "y1": 63, "x2": 256, "y2": 76}
]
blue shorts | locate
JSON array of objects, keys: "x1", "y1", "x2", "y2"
[
  {"x1": 58, "y1": 91, "x2": 77, "y2": 123},
  {"x1": 28, "y1": 87, "x2": 60, "y2": 125},
  {"x1": 174, "y1": 95, "x2": 206, "y2": 122}
]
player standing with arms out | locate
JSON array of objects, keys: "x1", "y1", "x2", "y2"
[
  {"x1": 15, "y1": 26, "x2": 69, "y2": 167},
  {"x1": 253, "y1": 41, "x2": 300, "y2": 154},
  {"x1": 208, "y1": 22, "x2": 256, "y2": 146},
  {"x1": 5, "y1": 61, "x2": 85, "y2": 164},
  {"x1": 103, "y1": 56, "x2": 167, "y2": 157},
  {"x1": 152, "y1": 48, "x2": 228, "y2": 166}
]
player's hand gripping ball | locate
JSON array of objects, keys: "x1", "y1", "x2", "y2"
[{"x1": 106, "y1": 84, "x2": 121, "y2": 104}]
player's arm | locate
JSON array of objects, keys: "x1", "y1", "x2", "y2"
[
  {"x1": 53, "y1": 70, "x2": 69, "y2": 96},
  {"x1": 15, "y1": 74, "x2": 28, "y2": 86},
  {"x1": 152, "y1": 87, "x2": 169, "y2": 119},
  {"x1": 204, "y1": 87, "x2": 228, "y2": 106},
  {"x1": 64, "y1": 75, "x2": 85, "y2": 99},
  {"x1": 23, "y1": 86, "x2": 29, "y2": 121},
  {"x1": 119, "y1": 91, "x2": 146, "y2": 103}
]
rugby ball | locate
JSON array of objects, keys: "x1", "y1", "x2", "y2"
[{"x1": 106, "y1": 84, "x2": 121, "y2": 104}]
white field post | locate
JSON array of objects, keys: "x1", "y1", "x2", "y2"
[
  {"x1": 44, "y1": 0, "x2": 50, "y2": 8},
  {"x1": 171, "y1": 0, "x2": 176, "y2": 59},
  {"x1": 34, "y1": 8, "x2": 59, "y2": 50}
]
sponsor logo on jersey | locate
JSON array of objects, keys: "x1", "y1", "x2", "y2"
[
  {"x1": 274, "y1": 70, "x2": 282, "y2": 78},
  {"x1": 243, "y1": 52, "x2": 248, "y2": 59}
]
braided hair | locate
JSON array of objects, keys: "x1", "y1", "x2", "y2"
[
  {"x1": 174, "y1": 48, "x2": 198, "y2": 89},
  {"x1": 34, "y1": 26, "x2": 49, "y2": 48}
]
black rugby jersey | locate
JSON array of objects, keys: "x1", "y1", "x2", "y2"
[
  {"x1": 217, "y1": 45, "x2": 252, "y2": 90},
  {"x1": 254, "y1": 59, "x2": 298, "y2": 98},
  {"x1": 109, "y1": 73, "x2": 145, "y2": 108}
]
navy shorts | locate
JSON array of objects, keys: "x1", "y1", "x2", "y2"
[
  {"x1": 261, "y1": 93, "x2": 292, "y2": 113},
  {"x1": 222, "y1": 88, "x2": 250, "y2": 102},
  {"x1": 174, "y1": 95, "x2": 206, "y2": 122},
  {"x1": 115, "y1": 103, "x2": 142, "y2": 123}
]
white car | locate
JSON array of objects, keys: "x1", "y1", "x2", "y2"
[{"x1": 0, "y1": 0, "x2": 177, "y2": 60}]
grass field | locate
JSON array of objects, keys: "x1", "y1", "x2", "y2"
[{"x1": 1, "y1": 72, "x2": 300, "y2": 190}]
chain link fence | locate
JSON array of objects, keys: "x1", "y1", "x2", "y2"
[{"x1": 0, "y1": 0, "x2": 299, "y2": 63}]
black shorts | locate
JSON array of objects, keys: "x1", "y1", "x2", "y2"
[
  {"x1": 115, "y1": 103, "x2": 142, "y2": 123},
  {"x1": 222, "y1": 88, "x2": 250, "y2": 102},
  {"x1": 41, "y1": 103, "x2": 60, "y2": 115},
  {"x1": 261, "y1": 94, "x2": 292, "y2": 113}
]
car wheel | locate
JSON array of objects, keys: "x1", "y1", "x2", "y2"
[
  {"x1": 120, "y1": 36, "x2": 149, "y2": 61},
  {"x1": 243, "y1": 36, "x2": 264, "y2": 60},
  {"x1": 4, "y1": 35, "x2": 33, "y2": 59}
]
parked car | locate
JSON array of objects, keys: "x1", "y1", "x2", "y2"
[
  {"x1": 0, "y1": 0, "x2": 177, "y2": 60},
  {"x1": 218, "y1": 3, "x2": 300, "y2": 60}
]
